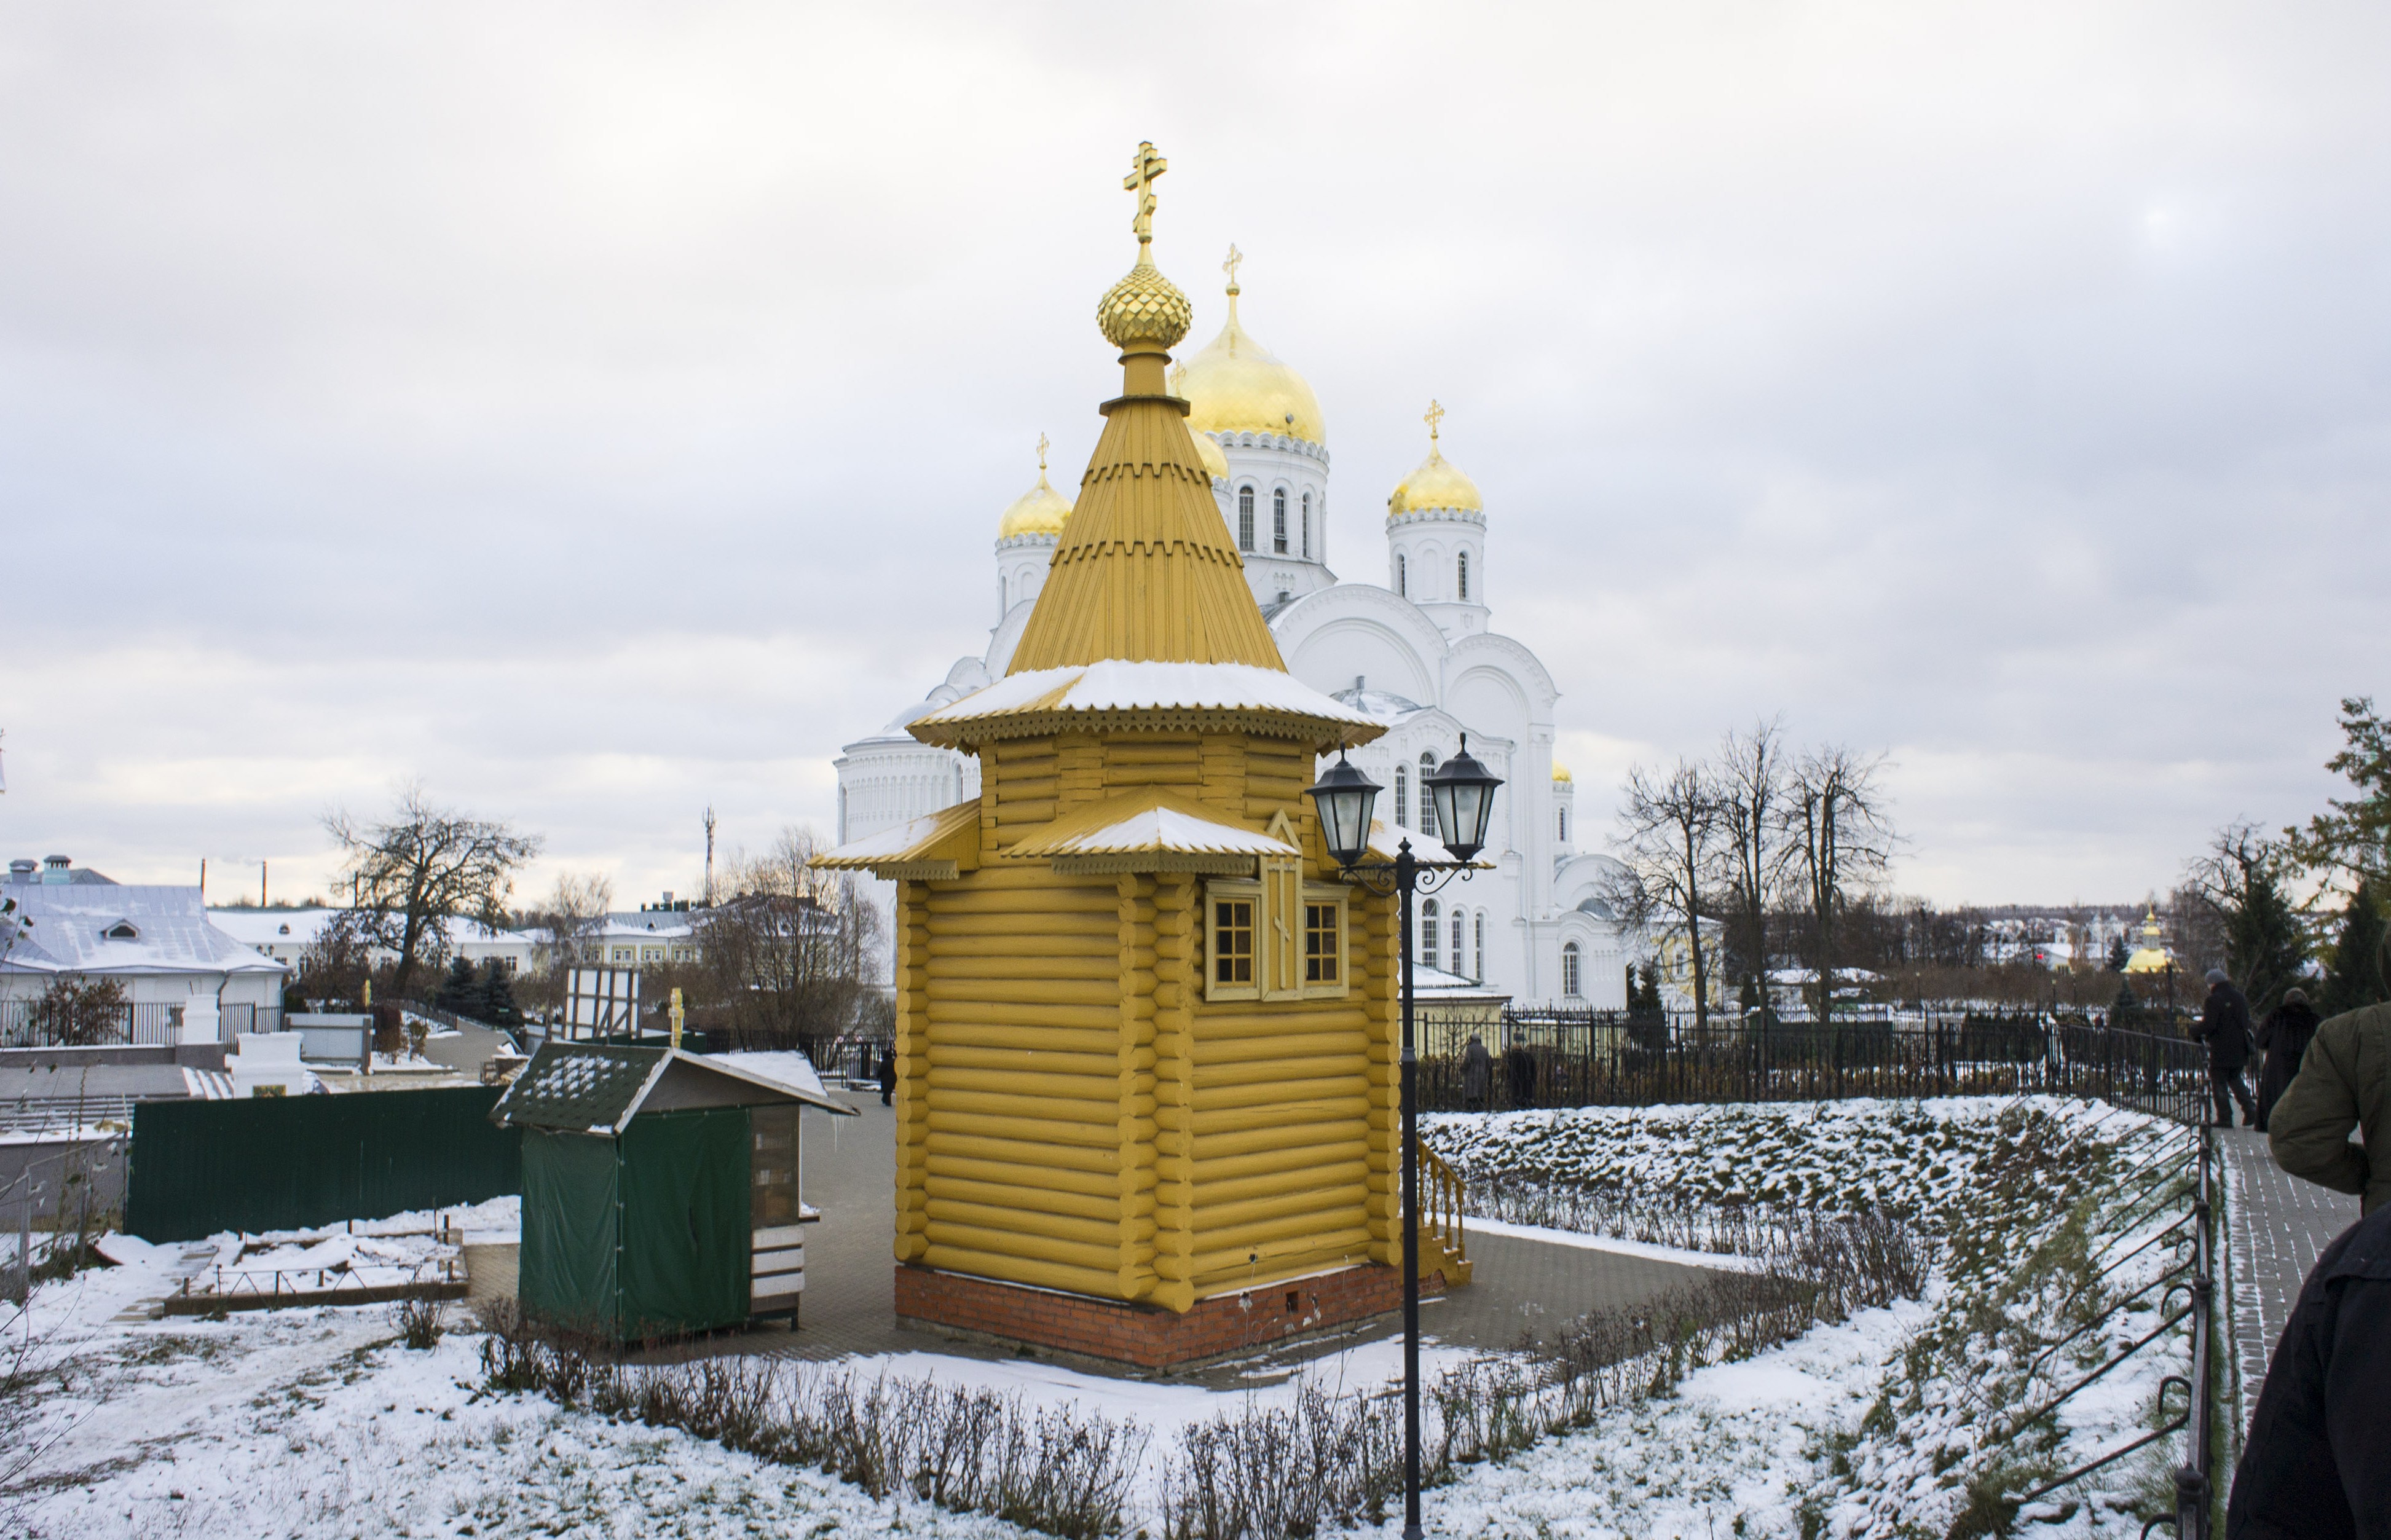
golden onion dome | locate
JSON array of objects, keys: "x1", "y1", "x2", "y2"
[
  {"x1": 1193, "y1": 431, "x2": 1229, "y2": 482},
  {"x1": 1552, "y1": 764, "x2": 1573, "y2": 784},
  {"x1": 1388, "y1": 400, "x2": 1483, "y2": 516},
  {"x1": 1098, "y1": 254, "x2": 1191, "y2": 352},
  {"x1": 996, "y1": 436, "x2": 1073, "y2": 540},
  {"x1": 1176, "y1": 253, "x2": 1326, "y2": 444}
]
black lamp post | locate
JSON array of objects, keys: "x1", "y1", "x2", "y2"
[{"x1": 1307, "y1": 733, "x2": 1502, "y2": 1540}]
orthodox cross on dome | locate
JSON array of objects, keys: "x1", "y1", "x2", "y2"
[
  {"x1": 1037, "y1": 432, "x2": 1049, "y2": 473},
  {"x1": 1424, "y1": 399, "x2": 1446, "y2": 446},
  {"x1": 1222, "y1": 243, "x2": 1243, "y2": 294},
  {"x1": 1123, "y1": 141, "x2": 1168, "y2": 249}
]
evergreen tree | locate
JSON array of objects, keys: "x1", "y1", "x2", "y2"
[
  {"x1": 2319, "y1": 879, "x2": 2388, "y2": 1018},
  {"x1": 2185, "y1": 823, "x2": 2310, "y2": 1011},
  {"x1": 476, "y1": 960, "x2": 524, "y2": 1030},
  {"x1": 434, "y1": 954, "x2": 478, "y2": 1015},
  {"x1": 1634, "y1": 962, "x2": 1665, "y2": 1013},
  {"x1": 2107, "y1": 935, "x2": 2130, "y2": 972}
]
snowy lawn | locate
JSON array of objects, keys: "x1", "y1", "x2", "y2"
[{"x1": 2, "y1": 1097, "x2": 2194, "y2": 1539}]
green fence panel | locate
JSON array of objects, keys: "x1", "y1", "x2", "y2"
[
  {"x1": 125, "y1": 1086, "x2": 522, "y2": 1243},
  {"x1": 618, "y1": 1108, "x2": 751, "y2": 1337},
  {"x1": 518, "y1": 1128, "x2": 619, "y2": 1332}
]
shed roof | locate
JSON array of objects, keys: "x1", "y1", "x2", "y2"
[{"x1": 490, "y1": 1041, "x2": 857, "y2": 1134}]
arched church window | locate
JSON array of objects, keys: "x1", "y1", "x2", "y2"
[
  {"x1": 1421, "y1": 899, "x2": 1439, "y2": 969},
  {"x1": 1458, "y1": 550, "x2": 1470, "y2": 600},
  {"x1": 1397, "y1": 554, "x2": 1406, "y2": 596},
  {"x1": 1301, "y1": 492, "x2": 1312, "y2": 558},
  {"x1": 1273, "y1": 489, "x2": 1288, "y2": 553},
  {"x1": 1562, "y1": 941, "x2": 1582, "y2": 999},
  {"x1": 1237, "y1": 485, "x2": 1255, "y2": 550},
  {"x1": 1418, "y1": 752, "x2": 1438, "y2": 839},
  {"x1": 1558, "y1": 806, "x2": 1569, "y2": 843},
  {"x1": 1473, "y1": 911, "x2": 1486, "y2": 981},
  {"x1": 1450, "y1": 911, "x2": 1465, "y2": 975},
  {"x1": 1393, "y1": 764, "x2": 1409, "y2": 828}
]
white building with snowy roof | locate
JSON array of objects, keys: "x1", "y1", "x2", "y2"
[
  {"x1": 834, "y1": 262, "x2": 1632, "y2": 1009},
  {"x1": 2, "y1": 857, "x2": 287, "y2": 1040}
]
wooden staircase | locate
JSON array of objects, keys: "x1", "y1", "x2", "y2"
[{"x1": 1414, "y1": 1140, "x2": 1473, "y2": 1286}]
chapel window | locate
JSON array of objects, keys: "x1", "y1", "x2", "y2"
[
  {"x1": 1558, "y1": 806, "x2": 1569, "y2": 843},
  {"x1": 1305, "y1": 902, "x2": 1341, "y2": 984},
  {"x1": 1421, "y1": 899, "x2": 1440, "y2": 970},
  {"x1": 1301, "y1": 492, "x2": 1312, "y2": 557},
  {"x1": 1238, "y1": 486, "x2": 1256, "y2": 551},
  {"x1": 1561, "y1": 941, "x2": 1582, "y2": 999},
  {"x1": 1213, "y1": 898, "x2": 1255, "y2": 985},
  {"x1": 1419, "y1": 752, "x2": 1438, "y2": 836},
  {"x1": 1394, "y1": 764, "x2": 1409, "y2": 829},
  {"x1": 1474, "y1": 911, "x2": 1487, "y2": 981},
  {"x1": 1449, "y1": 911, "x2": 1465, "y2": 975},
  {"x1": 1397, "y1": 553, "x2": 1407, "y2": 596},
  {"x1": 1273, "y1": 489, "x2": 1288, "y2": 553},
  {"x1": 1458, "y1": 550, "x2": 1470, "y2": 600}
]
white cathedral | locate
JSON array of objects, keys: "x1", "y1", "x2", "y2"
[{"x1": 835, "y1": 259, "x2": 1632, "y2": 1010}]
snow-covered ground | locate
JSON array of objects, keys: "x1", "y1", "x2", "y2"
[{"x1": 2, "y1": 1097, "x2": 2193, "y2": 1538}]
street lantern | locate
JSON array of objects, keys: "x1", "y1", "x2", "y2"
[
  {"x1": 1424, "y1": 733, "x2": 1500, "y2": 863},
  {"x1": 1307, "y1": 736, "x2": 1503, "y2": 1540},
  {"x1": 1307, "y1": 750, "x2": 1381, "y2": 868}
]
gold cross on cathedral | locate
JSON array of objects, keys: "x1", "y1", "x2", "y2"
[
  {"x1": 1036, "y1": 433, "x2": 1049, "y2": 473},
  {"x1": 1123, "y1": 141, "x2": 1167, "y2": 246},
  {"x1": 1425, "y1": 399, "x2": 1446, "y2": 443},
  {"x1": 1223, "y1": 243, "x2": 1243, "y2": 293}
]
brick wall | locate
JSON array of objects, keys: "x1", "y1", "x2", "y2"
[{"x1": 894, "y1": 1261, "x2": 1447, "y2": 1369}]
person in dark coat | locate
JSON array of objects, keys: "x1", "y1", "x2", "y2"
[
  {"x1": 1460, "y1": 1034, "x2": 1494, "y2": 1110},
  {"x1": 1503, "y1": 1037, "x2": 1537, "y2": 1108},
  {"x1": 876, "y1": 1043, "x2": 897, "y2": 1107},
  {"x1": 2253, "y1": 987, "x2": 2322, "y2": 1134},
  {"x1": 2197, "y1": 968, "x2": 2259, "y2": 1128},
  {"x1": 2224, "y1": 1195, "x2": 2391, "y2": 1536}
]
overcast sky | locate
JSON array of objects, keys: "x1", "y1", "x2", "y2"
[{"x1": 2, "y1": 1, "x2": 2385, "y2": 910}]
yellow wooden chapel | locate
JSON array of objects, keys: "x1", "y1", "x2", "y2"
[{"x1": 818, "y1": 144, "x2": 1467, "y2": 1365}]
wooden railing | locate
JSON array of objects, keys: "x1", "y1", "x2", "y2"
[{"x1": 1415, "y1": 1137, "x2": 1468, "y2": 1283}]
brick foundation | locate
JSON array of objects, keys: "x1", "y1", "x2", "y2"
[{"x1": 894, "y1": 1262, "x2": 1444, "y2": 1369}]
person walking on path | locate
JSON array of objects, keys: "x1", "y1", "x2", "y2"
[
  {"x1": 2254, "y1": 987, "x2": 2323, "y2": 1134},
  {"x1": 876, "y1": 1043, "x2": 897, "y2": 1108},
  {"x1": 1460, "y1": 1033, "x2": 1494, "y2": 1111},
  {"x1": 2225, "y1": 1193, "x2": 2391, "y2": 1536},
  {"x1": 2199, "y1": 967, "x2": 2261, "y2": 1128},
  {"x1": 2269, "y1": 935, "x2": 2391, "y2": 1214}
]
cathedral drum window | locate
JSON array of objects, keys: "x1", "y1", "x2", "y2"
[
  {"x1": 1237, "y1": 485, "x2": 1256, "y2": 550},
  {"x1": 1458, "y1": 549, "x2": 1469, "y2": 600},
  {"x1": 1274, "y1": 488, "x2": 1288, "y2": 553},
  {"x1": 1301, "y1": 491, "x2": 1312, "y2": 557}
]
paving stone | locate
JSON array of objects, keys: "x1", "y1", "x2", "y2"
[{"x1": 2219, "y1": 1126, "x2": 2358, "y2": 1436}]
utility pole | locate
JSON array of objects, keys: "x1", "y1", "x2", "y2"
[
  {"x1": 261, "y1": 860, "x2": 269, "y2": 909},
  {"x1": 703, "y1": 806, "x2": 717, "y2": 906}
]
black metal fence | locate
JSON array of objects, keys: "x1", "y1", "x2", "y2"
[
  {"x1": 1418, "y1": 1007, "x2": 2212, "y2": 1126},
  {"x1": 0, "y1": 999, "x2": 285, "y2": 1048}
]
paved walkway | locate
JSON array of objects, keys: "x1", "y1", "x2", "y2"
[
  {"x1": 626, "y1": 1100, "x2": 1733, "y2": 1385},
  {"x1": 2220, "y1": 1126, "x2": 2358, "y2": 1433}
]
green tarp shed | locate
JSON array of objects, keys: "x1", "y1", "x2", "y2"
[{"x1": 493, "y1": 1042, "x2": 855, "y2": 1341}]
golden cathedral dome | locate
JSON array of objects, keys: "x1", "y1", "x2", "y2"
[
  {"x1": 996, "y1": 436, "x2": 1073, "y2": 540},
  {"x1": 1193, "y1": 431, "x2": 1229, "y2": 482},
  {"x1": 1388, "y1": 399, "x2": 1483, "y2": 515},
  {"x1": 1552, "y1": 764, "x2": 1572, "y2": 784},
  {"x1": 1175, "y1": 248, "x2": 1326, "y2": 445}
]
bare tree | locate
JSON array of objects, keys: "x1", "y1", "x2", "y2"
[
  {"x1": 531, "y1": 872, "x2": 614, "y2": 976},
  {"x1": 1781, "y1": 747, "x2": 1897, "y2": 1021},
  {"x1": 2180, "y1": 822, "x2": 2312, "y2": 1010},
  {"x1": 325, "y1": 786, "x2": 543, "y2": 997},
  {"x1": 692, "y1": 827, "x2": 886, "y2": 1056},
  {"x1": 1610, "y1": 759, "x2": 1723, "y2": 1030},
  {"x1": 1715, "y1": 719, "x2": 1790, "y2": 1007}
]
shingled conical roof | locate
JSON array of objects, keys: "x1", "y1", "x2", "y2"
[{"x1": 1006, "y1": 381, "x2": 1286, "y2": 674}]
